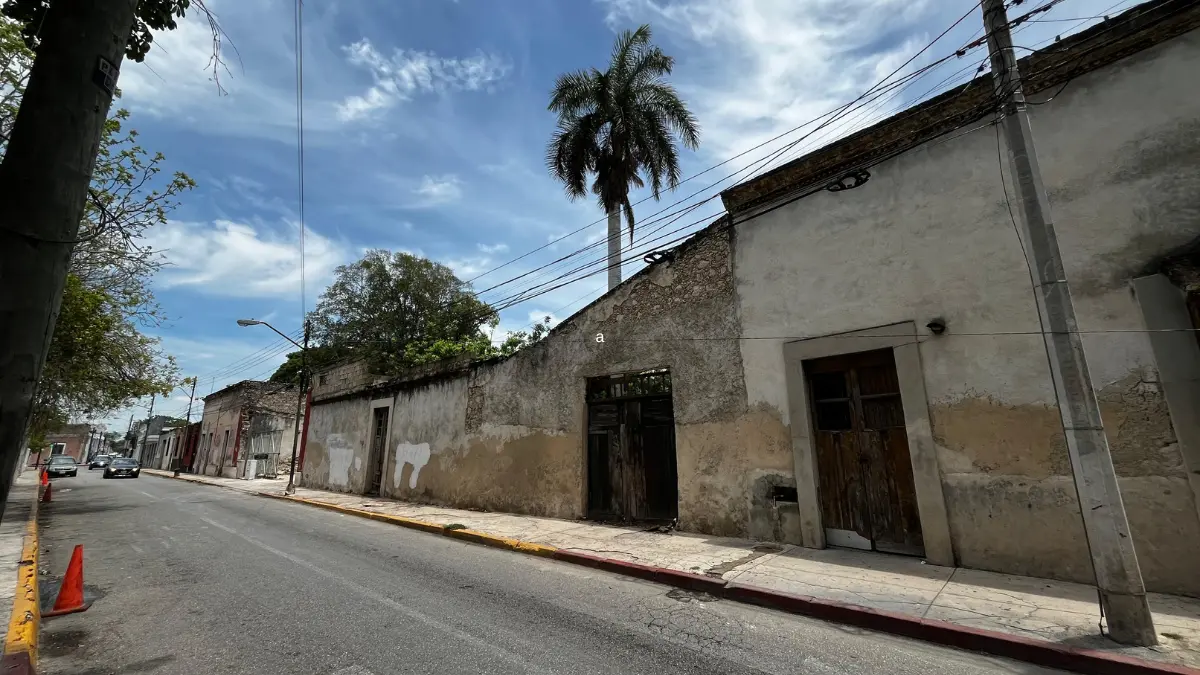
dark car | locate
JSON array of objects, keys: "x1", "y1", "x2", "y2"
[
  {"x1": 103, "y1": 457, "x2": 140, "y2": 479},
  {"x1": 45, "y1": 455, "x2": 78, "y2": 478},
  {"x1": 88, "y1": 454, "x2": 114, "y2": 470}
]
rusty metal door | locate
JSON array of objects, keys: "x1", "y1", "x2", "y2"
[
  {"x1": 806, "y1": 349, "x2": 924, "y2": 556},
  {"x1": 365, "y1": 406, "x2": 388, "y2": 495},
  {"x1": 586, "y1": 371, "x2": 678, "y2": 523}
]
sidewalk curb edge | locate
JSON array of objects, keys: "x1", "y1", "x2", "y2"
[
  {"x1": 3, "y1": 478, "x2": 41, "y2": 673},
  {"x1": 144, "y1": 471, "x2": 1197, "y2": 675}
]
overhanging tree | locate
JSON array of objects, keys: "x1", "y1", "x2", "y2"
[
  {"x1": 0, "y1": 0, "x2": 223, "y2": 515},
  {"x1": 546, "y1": 24, "x2": 699, "y2": 291}
]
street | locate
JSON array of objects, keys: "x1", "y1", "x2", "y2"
[{"x1": 37, "y1": 472, "x2": 1062, "y2": 675}]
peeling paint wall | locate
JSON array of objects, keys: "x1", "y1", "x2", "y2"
[
  {"x1": 732, "y1": 31, "x2": 1200, "y2": 594},
  {"x1": 306, "y1": 230, "x2": 797, "y2": 537},
  {"x1": 300, "y1": 397, "x2": 370, "y2": 493}
]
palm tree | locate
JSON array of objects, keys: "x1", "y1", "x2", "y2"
[{"x1": 546, "y1": 24, "x2": 700, "y2": 291}]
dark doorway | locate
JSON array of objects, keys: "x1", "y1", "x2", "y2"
[
  {"x1": 586, "y1": 370, "x2": 678, "y2": 523},
  {"x1": 366, "y1": 406, "x2": 389, "y2": 496},
  {"x1": 805, "y1": 349, "x2": 924, "y2": 557}
]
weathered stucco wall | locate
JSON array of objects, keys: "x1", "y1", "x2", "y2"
[
  {"x1": 732, "y1": 30, "x2": 1200, "y2": 594},
  {"x1": 306, "y1": 229, "x2": 797, "y2": 538},
  {"x1": 301, "y1": 396, "x2": 371, "y2": 493}
]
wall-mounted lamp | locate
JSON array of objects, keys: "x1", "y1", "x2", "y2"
[{"x1": 926, "y1": 318, "x2": 947, "y2": 335}]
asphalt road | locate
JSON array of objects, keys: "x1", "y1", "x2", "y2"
[{"x1": 36, "y1": 471, "x2": 1065, "y2": 675}]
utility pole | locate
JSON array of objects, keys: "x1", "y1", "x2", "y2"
[
  {"x1": 0, "y1": 0, "x2": 140, "y2": 522},
  {"x1": 175, "y1": 378, "x2": 197, "y2": 477},
  {"x1": 982, "y1": 0, "x2": 1155, "y2": 645},
  {"x1": 136, "y1": 394, "x2": 155, "y2": 464},
  {"x1": 285, "y1": 321, "x2": 310, "y2": 495}
]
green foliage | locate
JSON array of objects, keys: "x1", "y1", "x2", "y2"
[
  {"x1": 269, "y1": 345, "x2": 351, "y2": 386},
  {"x1": 29, "y1": 275, "x2": 178, "y2": 444},
  {"x1": 1, "y1": 21, "x2": 189, "y2": 441},
  {"x1": 275, "y1": 251, "x2": 557, "y2": 380},
  {"x1": 307, "y1": 250, "x2": 497, "y2": 375},
  {"x1": 546, "y1": 24, "x2": 700, "y2": 241}
]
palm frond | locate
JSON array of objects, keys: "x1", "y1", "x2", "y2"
[
  {"x1": 548, "y1": 69, "x2": 599, "y2": 117},
  {"x1": 638, "y1": 82, "x2": 700, "y2": 150},
  {"x1": 622, "y1": 198, "x2": 636, "y2": 245},
  {"x1": 609, "y1": 24, "x2": 652, "y2": 84}
]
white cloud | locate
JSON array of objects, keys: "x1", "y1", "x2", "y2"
[
  {"x1": 337, "y1": 39, "x2": 509, "y2": 121},
  {"x1": 478, "y1": 242, "x2": 509, "y2": 254},
  {"x1": 414, "y1": 174, "x2": 463, "y2": 204},
  {"x1": 146, "y1": 219, "x2": 348, "y2": 298},
  {"x1": 598, "y1": 0, "x2": 946, "y2": 165},
  {"x1": 443, "y1": 255, "x2": 492, "y2": 278}
]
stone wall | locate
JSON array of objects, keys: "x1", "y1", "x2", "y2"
[{"x1": 305, "y1": 227, "x2": 797, "y2": 537}]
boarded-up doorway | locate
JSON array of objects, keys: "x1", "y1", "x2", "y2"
[
  {"x1": 586, "y1": 370, "x2": 678, "y2": 522},
  {"x1": 805, "y1": 349, "x2": 924, "y2": 556},
  {"x1": 365, "y1": 406, "x2": 388, "y2": 495}
]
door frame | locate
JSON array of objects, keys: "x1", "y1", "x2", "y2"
[
  {"x1": 583, "y1": 369, "x2": 679, "y2": 523},
  {"x1": 783, "y1": 321, "x2": 954, "y2": 566},
  {"x1": 367, "y1": 397, "x2": 393, "y2": 495}
]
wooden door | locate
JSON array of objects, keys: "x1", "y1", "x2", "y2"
[
  {"x1": 366, "y1": 406, "x2": 388, "y2": 495},
  {"x1": 806, "y1": 349, "x2": 924, "y2": 556},
  {"x1": 586, "y1": 371, "x2": 678, "y2": 523}
]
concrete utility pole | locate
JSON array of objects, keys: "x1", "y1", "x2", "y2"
[
  {"x1": 136, "y1": 394, "x2": 155, "y2": 463},
  {"x1": 175, "y1": 378, "x2": 197, "y2": 477},
  {"x1": 0, "y1": 0, "x2": 140, "y2": 523},
  {"x1": 982, "y1": 0, "x2": 1155, "y2": 646},
  {"x1": 285, "y1": 321, "x2": 310, "y2": 495}
]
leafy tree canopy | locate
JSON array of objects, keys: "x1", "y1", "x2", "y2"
[
  {"x1": 273, "y1": 250, "x2": 555, "y2": 379},
  {"x1": 546, "y1": 24, "x2": 699, "y2": 241}
]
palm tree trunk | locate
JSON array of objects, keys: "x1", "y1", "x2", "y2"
[
  {"x1": 606, "y1": 207, "x2": 622, "y2": 291},
  {"x1": 0, "y1": 0, "x2": 137, "y2": 520}
]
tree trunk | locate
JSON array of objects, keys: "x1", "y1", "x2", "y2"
[
  {"x1": 606, "y1": 207, "x2": 622, "y2": 291},
  {"x1": 0, "y1": 0, "x2": 137, "y2": 519}
]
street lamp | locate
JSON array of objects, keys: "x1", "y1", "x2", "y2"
[{"x1": 236, "y1": 318, "x2": 309, "y2": 495}]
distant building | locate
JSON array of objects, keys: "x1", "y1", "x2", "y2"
[
  {"x1": 196, "y1": 381, "x2": 300, "y2": 479},
  {"x1": 29, "y1": 424, "x2": 98, "y2": 465},
  {"x1": 133, "y1": 415, "x2": 176, "y2": 466}
]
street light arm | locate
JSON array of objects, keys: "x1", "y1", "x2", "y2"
[{"x1": 238, "y1": 319, "x2": 305, "y2": 351}]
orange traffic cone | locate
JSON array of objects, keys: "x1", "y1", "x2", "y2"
[
  {"x1": 40, "y1": 469, "x2": 48, "y2": 486},
  {"x1": 41, "y1": 480, "x2": 52, "y2": 503},
  {"x1": 44, "y1": 545, "x2": 90, "y2": 617}
]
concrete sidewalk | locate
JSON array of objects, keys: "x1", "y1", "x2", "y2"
[
  {"x1": 1, "y1": 470, "x2": 42, "y2": 674},
  {"x1": 145, "y1": 469, "x2": 1200, "y2": 673}
]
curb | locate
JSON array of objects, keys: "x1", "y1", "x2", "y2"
[
  {"x1": 3, "y1": 479, "x2": 42, "y2": 674},
  {"x1": 145, "y1": 471, "x2": 1197, "y2": 675}
]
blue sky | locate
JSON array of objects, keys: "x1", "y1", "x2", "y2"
[{"x1": 101, "y1": 0, "x2": 1125, "y2": 425}]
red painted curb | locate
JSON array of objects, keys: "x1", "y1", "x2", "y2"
[
  {"x1": 551, "y1": 550, "x2": 727, "y2": 595},
  {"x1": 722, "y1": 583, "x2": 1198, "y2": 675},
  {"x1": 1, "y1": 651, "x2": 35, "y2": 674}
]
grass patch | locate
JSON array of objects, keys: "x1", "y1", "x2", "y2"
[{"x1": 444, "y1": 523, "x2": 467, "y2": 531}]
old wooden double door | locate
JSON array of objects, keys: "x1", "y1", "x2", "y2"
[
  {"x1": 806, "y1": 349, "x2": 924, "y2": 556},
  {"x1": 586, "y1": 371, "x2": 678, "y2": 523}
]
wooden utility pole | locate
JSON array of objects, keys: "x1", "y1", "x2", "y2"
[
  {"x1": 0, "y1": 0, "x2": 139, "y2": 521},
  {"x1": 982, "y1": 0, "x2": 1155, "y2": 645}
]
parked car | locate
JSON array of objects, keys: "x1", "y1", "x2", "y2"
[
  {"x1": 88, "y1": 454, "x2": 114, "y2": 470},
  {"x1": 103, "y1": 457, "x2": 140, "y2": 479},
  {"x1": 45, "y1": 455, "x2": 79, "y2": 478}
]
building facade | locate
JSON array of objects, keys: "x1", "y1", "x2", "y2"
[
  {"x1": 301, "y1": 1, "x2": 1200, "y2": 596},
  {"x1": 197, "y1": 381, "x2": 299, "y2": 479}
]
